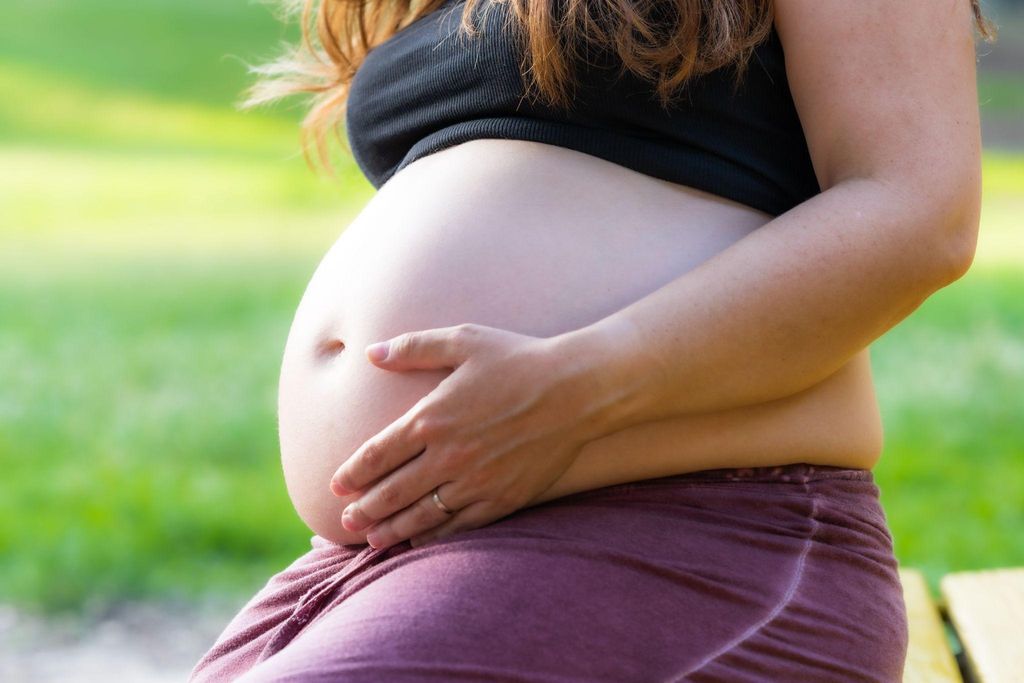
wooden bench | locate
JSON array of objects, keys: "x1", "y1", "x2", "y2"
[{"x1": 900, "y1": 567, "x2": 1024, "y2": 682}]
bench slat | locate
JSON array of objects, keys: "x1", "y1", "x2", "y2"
[
  {"x1": 941, "y1": 568, "x2": 1024, "y2": 683},
  {"x1": 900, "y1": 568, "x2": 962, "y2": 683}
]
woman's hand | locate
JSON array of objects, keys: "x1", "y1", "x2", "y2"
[{"x1": 329, "y1": 322, "x2": 618, "y2": 551}]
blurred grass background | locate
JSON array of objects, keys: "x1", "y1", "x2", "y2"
[{"x1": 1, "y1": 0, "x2": 1021, "y2": 614}]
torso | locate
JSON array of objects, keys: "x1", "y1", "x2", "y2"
[{"x1": 278, "y1": 139, "x2": 883, "y2": 544}]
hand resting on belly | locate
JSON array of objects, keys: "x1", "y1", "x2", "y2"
[{"x1": 277, "y1": 140, "x2": 883, "y2": 545}]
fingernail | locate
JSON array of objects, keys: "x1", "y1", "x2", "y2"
[
  {"x1": 365, "y1": 531, "x2": 382, "y2": 548},
  {"x1": 341, "y1": 507, "x2": 363, "y2": 530},
  {"x1": 366, "y1": 341, "x2": 389, "y2": 361}
]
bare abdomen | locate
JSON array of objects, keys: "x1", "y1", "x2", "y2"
[{"x1": 277, "y1": 140, "x2": 883, "y2": 544}]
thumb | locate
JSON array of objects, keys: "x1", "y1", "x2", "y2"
[{"x1": 366, "y1": 325, "x2": 475, "y2": 370}]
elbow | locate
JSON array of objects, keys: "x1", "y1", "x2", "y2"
[
  {"x1": 894, "y1": 164, "x2": 982, "y2": 289},
  {"x1": 933, "y1": 176, "x2": 982, "y2": 286},
  {"x1": 865, "y1": 137, "x2": 983, "y2": 288}
]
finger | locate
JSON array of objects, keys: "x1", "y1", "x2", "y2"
[
  {"x1": 408, "y1": 499, "x2": 496, "y2": 548},
  {"x1": 365, "y1": 323, "x2": 481, "y2": 370},
  {"x1": 363, "y1": 485, "x2": 462, "y2": 549},
  {"x1": 331, "y1": 417, "x2": 425, "y2": 495},
  {"x1": 340, "y1": 455, "x2": 439, "y2": 532}
]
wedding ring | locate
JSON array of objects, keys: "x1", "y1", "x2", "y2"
[{"x1": 432, "y1": 486, "x2": 455, "y2": 514}]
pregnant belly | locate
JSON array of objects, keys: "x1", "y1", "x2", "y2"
[{"x1": 278, "y1": 139, "x2": 883, "y2": 544}]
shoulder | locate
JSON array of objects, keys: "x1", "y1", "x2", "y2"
[{"x1": 771, "y1": 0, "x2": 982, "y2": 200}]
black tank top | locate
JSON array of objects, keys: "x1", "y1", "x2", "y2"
[{"x1": 345, "y1": 0, "x2": 821, "y2": 216}]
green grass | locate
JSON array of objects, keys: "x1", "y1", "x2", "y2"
[
  {"x1": 979, "y1": 73, "x2": 1024, "y2": 113},
  {"x1": 1, "y1": 0, "x2": 1022, "y2": 612},
  {"x1": 0, "y1": 0, "x2": 297, "y2": 109},
  {"x1": 872, "y1": 264, "x2": 1024, "y2": 580},
  {"x1": 0, "y1": 258, "x2": 314, "y2": 609}
]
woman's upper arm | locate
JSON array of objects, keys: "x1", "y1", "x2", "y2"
[{"x1": 773, "y1": 0, "x2": 983, "y2": 270}]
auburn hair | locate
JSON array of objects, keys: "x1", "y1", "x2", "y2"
[{"x1": 244, "y1": 0, "x2": 997, "y2": 174}]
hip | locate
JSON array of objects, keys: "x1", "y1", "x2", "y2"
[{"x1": 192, "y1": 463, "x2": 908, "y2": 682}]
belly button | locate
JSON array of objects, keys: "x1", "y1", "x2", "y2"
[{"x1": 315, "y1": 338, "x2": 346, "y2": 360}]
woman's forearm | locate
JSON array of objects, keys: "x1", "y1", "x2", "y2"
[
  {"x1": 550, "y1": 177, "x2": 979, "y2": 443},
  {"x1": 530, "y1": 347, "x2": 882, "y2": 505}
]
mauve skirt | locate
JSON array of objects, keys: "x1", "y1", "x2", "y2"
[{"x1": 189, "y1": 463, "x2": 909, "y2": 682}]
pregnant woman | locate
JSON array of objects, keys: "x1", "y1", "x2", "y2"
[{"x1": 191, "y1": 0, "x2": 993, "y2": 680}]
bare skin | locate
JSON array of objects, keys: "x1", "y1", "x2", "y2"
[
  {"x1": 280, "y1": 140, "x2": 883, "y2": 547},
  {"x1": 287, "y1": 0, "x2": 982, "y2": 549}
]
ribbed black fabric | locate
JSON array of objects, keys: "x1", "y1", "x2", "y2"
[{"x1": 345, "y1": 0, "x2": 821, "y2": 216}]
